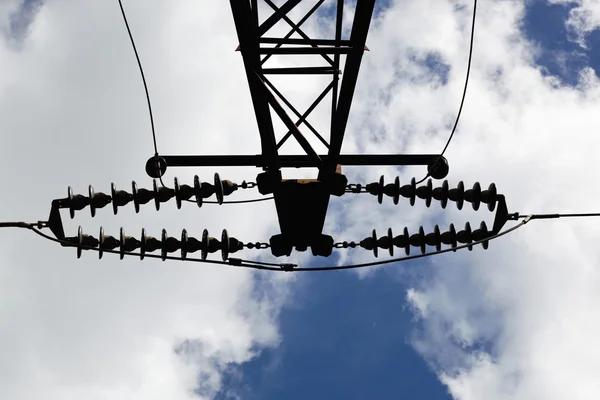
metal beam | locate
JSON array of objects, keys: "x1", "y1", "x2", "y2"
[
  {"x1": 255, "y1": 73, "x2": 323, "y2": 167},
  {"x1": 260, "y1": 37, "x2": 352, "y2": 46},
  {"x1": 262, "y1": 66, "x2": 340, "y2": 75},
  {"x1": 257, "y1": 0, "x2": 302, "y2": 36},
  {"x1": 331, "y1": 0, "x2": 344, "y2": 132},
  {"x1": 263, "y1": 0, "x2": 333, "y2": 65},
  {"x1": 229, "y1": 0, "x2": 279, "y2": 171},
  {"x1": 326, "y1": 0, "x2": 376, "y2": 170},
  {"x1": 276, "y1": 80, "x2": 334, "y2": 149},
  {"x1": 261, "y1": 0, "x2": 324, "y2": 65},
  {"x1": 160, "y1": 154, "x2": 445, "y2": 168},
  {"x1": 259, "y1": 46, "x2": 356, "y2": 55},
  {"x1": 262, "y1": 76, "x2": 330, "y2": 149}
]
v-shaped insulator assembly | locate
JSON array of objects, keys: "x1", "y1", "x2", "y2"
[
  {"x1": 64, "y1": 226, "x2": 253, "y2": 262},
  {"x1": 62, "y1": 173, "x2": 248, "y2": 218},
  {"x1": 364, "y1": 177, "x2": 498, "y2": 212},
  {"x1": 335, "y1": 221, "x2": 490, "y2": 258}
]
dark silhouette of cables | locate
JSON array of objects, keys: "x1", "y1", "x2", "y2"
[
  {"x1": 0, "y1": 214, "x2": 554, "y2": 272},
  {"x1": 117, "y1": 0, "x2": 273, "y2": 205},
  {"x1": 416, "y1": 0, "x2": 478, "y2": 184}
]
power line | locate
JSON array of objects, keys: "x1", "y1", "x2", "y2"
[
  {"x1": 117, "y1": 0, "x2": 273, "y2": 205},
  {"x1": 6, "y1": 210, "x2": 598, "y2": 271},
  {"x1": 519, "y1": 212, "x2": 600, "y2": 220},
  {"x1": 1, "y1": 209, "x2": 599, "y2": 271},
  {"x1": 117, "y1": 0, "x2": 159, "y2": 164},
  {"x1": 416, "y1": 0, "x2": 478, "y2": 185}
]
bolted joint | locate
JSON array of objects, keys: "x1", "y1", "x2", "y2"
[
  {"x1": 256, "y1": 170, "x2": 282, "y2": 195},
  {"x1": 317, "y1": 169, "x2": 348, "y2": 197},
  {"x1": 427, "y1": 156, "x2": 449, "y2": 180},
  {"x1": 269, "y1": 234, "x2": 293, "y2": 257},
  {"x1": 311, "y1": 234, "x2": 334, "y2": 257},
  {"x1": 145, "y1": 156, "x2": 167, "y2": 179}
]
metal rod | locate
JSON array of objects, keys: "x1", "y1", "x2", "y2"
[
  {"x1": 229, "y1": 0, "x2": 280, "y2": 171},
  {"x1": 259, "y1": 46, "x2": 356, "y2": 55},
  {"x1": 262, "y1": 76, "x2": 330, "y2": 149},
  {"x1": 160, "y1": 154, "x2": 444, "y2": 168},
  {"x1": 263, "y1": 0, "x2": 333, "y2": 64},
  {"x1": 262, "y1": 66, "x2": 339, "y2": 75},
  {"x1": 261, "y1": 0, "x2": 324, "y2": 65},
  {"x1": 260, "y1": 37, "x2": 352, "y2": 46},
  {"x1": 277, "y1": 81, "x2": 334, "y2": 149},
  {"x1": 327, "y1": 0, "x2": 376, "y2": 170},
  {"x1": 255, "y1": 73, "x2": 323, "y2": 166},
  {"x1": 257, "y1": 0, "x2": 302, "y2": 36},
  {"x1": 331, "y1": 0, "x2": 344, "y2": 133}
]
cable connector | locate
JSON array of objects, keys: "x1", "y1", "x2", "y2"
[
  {"x1": 228, "y1": 257, "x2": 242, "y2": 266},
  {"x1": 280, "y1": 263, "x2": 297, "y2": 271}
]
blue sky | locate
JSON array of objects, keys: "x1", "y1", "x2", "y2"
[
  {"x1": 3, "y1": 1, "x2": 600, "y2": 399},
  {"x1": 214, "y1": 1, "x2": 600, "y2": 399}
]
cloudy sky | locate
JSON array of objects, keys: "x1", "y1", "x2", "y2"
[{"x1": 1, "y1": 0, "x2": 600, "y2": 399}]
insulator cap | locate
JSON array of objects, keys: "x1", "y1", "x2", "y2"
[
  {"x1": 221, "y1": 180, "x2": 239, "y2": 196},
  {"x1": 194, "y1": 176, "x2": 203, "y2": 208},
  {"x1": 425, "y1": 225, "x2": 442, "y2": 252},
  {"x1": 111, "y1": 183, "x2": 132, "y2": 215},
  {"x1": 119, "y1": 228, "x2": 126, "y2": 260},
  {"x1": 432, "y1": 180, "x2": 450, "y2": 209},
  {"x1": 382, "y1": 178, "x2": 400, "y2": 205},
  {"x1": 448, "y1": 181, "x2": 465, "y2": 210},
  {"x1": 68, "y1": 187, "x2": 90, "y2": 219},
  {"x1": 201, "y1": 229, "x2": 209, "y2": 261},
  {"x1": 77, "y1": 226, "x2": 83, "y2": 259},
  {"x1": 415, "y1": 179, "x2": 433, "y2": 207},
  {"x1": 464, "y1": 182, "x2": 482, "y2": 211},
  {"x1": 221, "y1": 229, "x2": 230, "y2": 261},
  {"x1": 154, "y1": 180, "x2": 176, "y2": 211},
  {"x1": 359, "y1": 230, "x2": 379, "y2": 257},
  {"x1": 397, "y1": 178, "x2": 417, "y2": 206},
  {"x1": 140, "y1": 228, "x2": 148, "y2": 260},
  {"x1": 174, "y1": 178, "x2": 183, "y2": 209},
  {"x1": 75, "y1": 225, "x2": 99, "y2": 259},
  {"x1": 455, "y1": 222, "x2": 473, "y2": 251},
  {"x1": 120, "y1": 228, "x2": 141, "y2": 259},
  {"x1": 181, "y1": 229, "x2": 188, "y2": 260},
  {"x1": 89, "y1": 185, "x2": 111, "y2": 218},
  {"x1": 98, "y1": 226, "x2": 105, "y2": 259},
  {"x1": 214, "y1": 173, "x2": 224, "y2": 205},
  {"x1": 132, "y1": 181, "x2": 155, "y2": 213},
  {"x1": 482, "y1": 183, "x2": 498, "y2": 212},
  {"x1": 417, "y1": 226, "x2": 426, "y2": 254},
  {"x1": 476, "y1": 221, "x2": 490, "y2": 250}
]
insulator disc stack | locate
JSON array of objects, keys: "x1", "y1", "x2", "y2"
[
  {"x1": 349, "y1": 221, "x2": 491, "y2": 257},
  {"x1": 61, "y1": 174, "x2": 246, "y2": 218},
  {"x1": 365, "y1": 177, "x2": 499, "y2": 212},
  {"x1": 65, "y1": 226, "x2": 246, "y2": 261}
]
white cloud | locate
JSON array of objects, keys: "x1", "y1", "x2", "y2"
[
  {"x1": 549, "y1": 0, "x2": 600, "y2": 48},
  {"x1": 0, "y1": 1, "x2": 298, "y2": 398},
  {"x1": 5, "y1": 0, "x2": 600, "y2": 398},
  {"x1": 325, "y1": 0, "x2": 600, "y2": 398}
]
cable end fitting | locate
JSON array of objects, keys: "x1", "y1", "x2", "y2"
[
  {"x1": 280, "y1": 263, "x2": 297, "y2": 271},
  {"x1": 228, "y1": 257, "x2": 242, "y2": 266}
]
